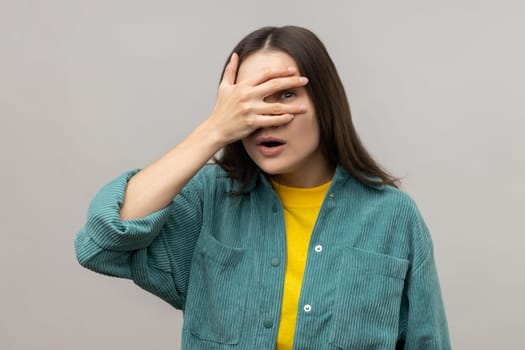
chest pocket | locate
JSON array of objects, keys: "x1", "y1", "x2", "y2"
[
  {"x1": 183, "y1": 233, "x2": 250, "y2": 345},
  {"x1": 330, "y1": 247, "x2": 409, "y2": 350}
]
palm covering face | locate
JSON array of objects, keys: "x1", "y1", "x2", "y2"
[{"x1": 208, "y1": 52, "x2": 308, "y2": 146}]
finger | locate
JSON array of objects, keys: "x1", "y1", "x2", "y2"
[
  {"x1": 246, "y1": 65, "x2": 297, "y2": 86},
  {"x1": 253, "y1": 76, "x2": 309, "y2": 98},
  {"x1": 252, "y1": 114, "x2": 295, "y2": 129},
  {"x1": 222, "y1": 52, "x2": 239, "y2": 85},
  {"x1": 253, "y1": 102, "x2": 307, "y2": 116}
]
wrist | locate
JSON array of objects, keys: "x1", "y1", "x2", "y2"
[{"x1": 193, "y1": 119, "x2": 227, "y2": 152}]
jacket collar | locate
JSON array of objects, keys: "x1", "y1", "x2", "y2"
[{"x1": 228, "y1": 164, "x2": 385, "y2": 194}]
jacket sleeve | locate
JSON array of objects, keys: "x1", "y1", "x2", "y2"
[
  {"x1": 399, "y1": 208, "x2": 452, "y2": 349},
  {"x1": 74, "y1": 169, "x2": 203, "y2": 310}
]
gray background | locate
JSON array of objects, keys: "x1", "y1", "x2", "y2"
[{"x1": 1, "y1": 0, "x2": 524, "y2": 349}]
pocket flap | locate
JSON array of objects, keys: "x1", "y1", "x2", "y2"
[{"x1": 346, "y1": 247, "x2": 409, "y2": 280}]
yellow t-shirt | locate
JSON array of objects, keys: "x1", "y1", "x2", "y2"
[{"x1": 271, "y1": 179, "x2": 331, "y2": 350}]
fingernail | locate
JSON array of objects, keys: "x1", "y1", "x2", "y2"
[
  {"x1": 300, "y1": 77, "x2": 309, "y2": 83},
  {"x1": 300, "y1": 105, "x2": 306, "y2": 111},
  {"x1": 288, "y1": 66, "x2": 296, "y2": 73}
]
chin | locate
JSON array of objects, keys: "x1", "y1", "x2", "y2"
[
  {"x1": 256, "y1": 164, "x2": 283, "y2": 175},
  {"x1": 255, "y1": 161, "x2": 293, "y2": 177}
]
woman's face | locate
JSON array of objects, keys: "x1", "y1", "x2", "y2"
[{"x1": 238, "y1": 50, "x2": 333, "y2": 187}]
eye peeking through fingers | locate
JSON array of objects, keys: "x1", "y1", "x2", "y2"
[
  {"x1": 265, "y1": 89, "x2": 297, "y2": 103},
  {"x1": 280, "y1": 90, "x2": 296, "y2": 100}
]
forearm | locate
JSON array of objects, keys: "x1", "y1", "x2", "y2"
[
  {"x1": 120, "y1": 120, "x2": 223, "y2": 220},
  {"x1": 121, "y1": 53, "x2": 308, "y2": 220}
]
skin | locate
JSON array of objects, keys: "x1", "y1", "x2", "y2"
[
  {"x1": 238, "y1": 50, "x2": 334, "y2": 187},
  {"x1": 120, "y1": 51, "x2": 328, "y2": 220}
]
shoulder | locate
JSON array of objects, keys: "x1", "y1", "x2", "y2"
[
  {"x1": 184, "y1": 163, "x2": 235, "y2": 193},
  {"x1": 338, "y1": 170, "x2": 420, "y2": 218},
  {"x1": 364, "y1": 183, "x2": 427, "y2": 231},
  {"x1": 339, "y1": 173, "x2": 430, "y2": 238},
  {"x1": 193, "y1": 163, "x2": 227, "y2": 180},
  {"x1": 376, "y1": 185, "x2": 421, "y2": 215}
]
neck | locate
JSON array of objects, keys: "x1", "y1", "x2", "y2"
[{"x1": 270, "y1": 165, "x2": 335, "y2": 188}]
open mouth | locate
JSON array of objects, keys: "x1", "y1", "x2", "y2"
[
  {"x1": 260, "y1": 140, "x2": 285, "y2": 148},
  {"x1": 256, "y1": 137, "x2": 286, "y2": 156},
  {"x1": 256, "y1": 136, "x2": 286, "y2": 147}
]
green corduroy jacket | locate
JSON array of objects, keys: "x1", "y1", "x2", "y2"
[{"x1": 75, "y1": 164, "x2": 451, "y2": 349}]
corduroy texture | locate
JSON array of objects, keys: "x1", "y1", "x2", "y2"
[{"x1": 75, "y1": 164, "x2": 451, "y2": 350}]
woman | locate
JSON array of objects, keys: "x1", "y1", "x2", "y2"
[{"x1": 75, "y1": 26, "x2": 451, "y2": 349}]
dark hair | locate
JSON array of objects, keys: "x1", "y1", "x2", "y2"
[{"x1": 214, "y1": 25, "x2": 400, "y2": 191}]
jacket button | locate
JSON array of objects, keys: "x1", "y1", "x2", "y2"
[
  {"x1": 271, "y1": 257, "x2": 280, "y2": 267},
  {"x1": 263, "y1": 319, "x2": 273, "y2": 328}
]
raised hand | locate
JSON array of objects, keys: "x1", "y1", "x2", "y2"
[{"x1": 207, "y1": 53, "x2": 309, "y2": 146}]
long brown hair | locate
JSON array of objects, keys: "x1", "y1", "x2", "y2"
[{"x1": 214, "y1": 25, "x2": 400, "y2": 191}]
